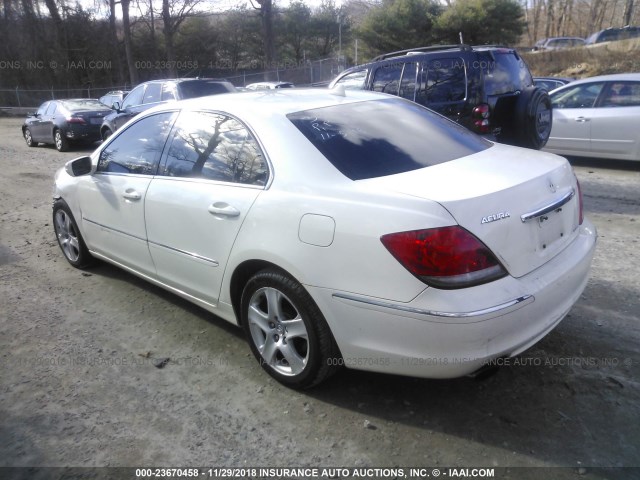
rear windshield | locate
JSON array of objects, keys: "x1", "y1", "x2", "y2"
[
  {"x1": 178, "y1": 81, "x2": 234, "y2": 99},
  {"x1": 60, "y1": 99, "x2": 109, "y2": 111},
  {"x1": 479, "y1": 51, "x2": 533, "y2": 95},
  {"x1": 287, "y1": 98, "x2": 492, "y2": 180}
]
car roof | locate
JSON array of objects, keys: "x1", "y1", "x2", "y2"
[
  {"x1": 556, "y1": 73, "x2": 640, "y2": 86},
  {"x1": 144, "y1": 88, "x2": 391, "y2": 119}
]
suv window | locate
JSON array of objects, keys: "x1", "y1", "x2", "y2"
[
  {"x1": 399, "y1": 63, "x2": 418, "y2": 101},
  {"x1": 143, "y1": 83, "x2": 162, "y2": 104},
  {"x1": 480, "y1": 51, "x2": 532, "y2": 95},
  {"x1": 122, "y1": 85, "x2": 145, "y2": 109},
  {"x1": 163, "y1": 111, "x2": 268, "y2": 186},
  {"x1": 288, "y1": 98, "x2": 491, "y2": 181},
  {"x1": 178, "y1": 81, "x2": 234, "y2": 99},
  {"x1": 98, "y1": 112, "x2": 177, "y2": 174},
  {"x1": 416, "y1": 58, "x2": 466, "y2": 105},
  {"x1": 372, "y1": 63, "x2": 403, "y2": 95},
  {"x1": 333, "y1": 69, "x2": 367, "y2": 90}
]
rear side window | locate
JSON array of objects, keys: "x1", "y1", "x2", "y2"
[
  {"x1": 287, "y1": 98, "x2": 491, "y2": 181},
  {"x1": 600, "y1": 82, "x2": 640, "y2": 107},
  {"x1": 162, "y1": 111, "x2": 268, "y2": 186},
  {"x1": 481, "y1": 51, "x2": 533, "y2": 95},
  {"x1": 372, "y1": 63, "x2": 403, "y2": 95},
  {"x1": 416, "y1": 58, "x2": 467, "y2": 105}
]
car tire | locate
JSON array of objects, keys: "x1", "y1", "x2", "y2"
[
  {"x1": 102, "y1": 128, "x2": 112, "y2": 141},
  {"x1": 24, "y1": 128, "x2": 36, "y2": 147},
  {"x1": 510, "y1": 87, "x2": 553, "y2": 150},
  {"x1": 54, "y1": 129, "x2": 70, "y2": 152},
  {"x1": 241, "y1": 269, "x2": 341, "y2": 389},
  {"x1": 53, "y1": 199, "x2": 95, "y2": 269}
]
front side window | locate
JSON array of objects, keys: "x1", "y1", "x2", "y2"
[
  {"x1": 552, "y1": 82, "x2": 604, "y2": 109},
  {"x1": 372, "y1": 63, "x2": 403, "y2": 95},
  {"x1": 334, "y1": 69, "x2": 367, "y2": 90},
  {"x1": 600, "y1": 82, "x2": 640, "y2": 107},
  {"x1": 143, "y1": 83, "x2": 162, "y2": 104},
  {"x1": 45, "y1": 102, "x2": 57, "y2": 115},
  {"x1": 416, "y1": 58, "x2": 467, "y2": 105},
  {"x1": 122, "y1": 85, "x2": 145, "y2": 109},
  {"x1": 162, "y1": 111, "x2": 268, "y2": 186},
  {"x1": 98, "y1": 112, "x2": 177, "y2": 175},
  {"x1": 37, "y1": 102, "x2": 49, "y2": 116},
  {"x1": 288, "y1": 98, "x2": 491, "y2": 181},
  {"x1": 161, "y1": 84, "x2": 177, "y2": 101}
]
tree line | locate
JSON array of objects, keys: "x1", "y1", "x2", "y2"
[{"x1": 0, "y1": 0, "x2": 635, "y2": 91}]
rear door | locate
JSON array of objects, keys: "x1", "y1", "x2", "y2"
[
  {"x1": 589, "y1": 81, "x2": 640, "y2": 160},
  {"x1": 145, "y1": 110, "x2": 268, "y2": 305}
]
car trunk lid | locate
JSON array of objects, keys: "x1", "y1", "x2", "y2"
[{"x1": 360, "y1": 143, "x2": 581, "y2": 278}]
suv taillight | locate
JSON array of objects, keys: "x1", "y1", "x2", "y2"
[
  {"x1": 472, "y1": 104, "x2": 490, "y2": 134},
  {"x1": 381, "y1": 226, "x2": 507, "y2": 289}
]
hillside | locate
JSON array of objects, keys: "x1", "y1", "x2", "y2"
[{"x1": 522, "y1": 38, "x2": 640, "y2": 79}]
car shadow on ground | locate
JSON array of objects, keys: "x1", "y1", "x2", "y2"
[
  {"x1": 81, "y1": 259, "x2": 639, "y2": 472},
  {"x1": 567, "y1": 156, "x2": 640, "y2": 172}
]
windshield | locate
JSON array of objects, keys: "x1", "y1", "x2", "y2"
[{"x1": 287, "y1": 98, "x2": 492, "y2": 181}]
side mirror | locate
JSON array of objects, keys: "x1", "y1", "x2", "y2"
[
  {"x1": 112, "y1": 101, "x2": 121, "y2": 112},
  {"x1": 64, "y1": 156, "x2": 93, "y2": 177},
  {"x1": 28, "y1": 112, "x2": 38, "y2": 117}
]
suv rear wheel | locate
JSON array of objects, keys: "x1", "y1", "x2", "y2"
[{"x1": 501, "y1": 87, "x2": 553, "y2": 150}]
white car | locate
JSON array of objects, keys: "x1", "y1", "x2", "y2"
[
  {"x1": 544, "y1": 73, "x2": 640, "y2": 161},
  {"x1": 53, "y1": 89, "x2": 597, "y2": 388}
]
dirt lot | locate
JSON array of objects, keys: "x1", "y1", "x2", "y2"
[{"x1": 0, "y1": 117, "x2": 638, "y2": 480}]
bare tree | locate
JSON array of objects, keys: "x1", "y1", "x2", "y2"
[
  {"x1": 121, "y1": 0, "x2": 139, "y2": 84},
  {"x1": 161, "y1": 0, "x2": 201, "y2": 77},
  {"x1": 623, "y1": 0, "x2": 634, "y2": 24},
  {"x1": 250, "y1": 0, "x2": 276, "y2": 80}
]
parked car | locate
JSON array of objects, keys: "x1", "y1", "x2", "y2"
[
  {"x1": 534, "y1": 77, "x2": 574, "y2": 91},
  {"x1": 532, "y1": 37, "x2": 586, "y2": 51},
  {"x1": 586, "y1": 26, "x2": 640, "y2": 44},
  {"x1": 98, "y1": 90, "x2": 130, "y2": 108},
  {"x1": 100, "y1": 78, "x2": 236, "y2": 140},
  {"x1": 329, "y1": 45, "x2": 553, "y2": 150},
  {"x1": 246, "y1": 81, "x2": 295, "y2": 90},
  {"x1": 544, "y1": 73, "x2": 640, "y2": 161},
  {"x1": 53, "y1": 89, "x2": 596, "y2": 388},
  {"x1": 22, "y1": 99, "x2": 111, "y2": 152}
]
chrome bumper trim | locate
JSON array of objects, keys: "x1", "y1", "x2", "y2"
[{"x1": 332, "y1": 293, "x2": 534, "y2": 319}]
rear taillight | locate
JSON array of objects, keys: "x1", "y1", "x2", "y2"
[
  {"x1": 381, "y1": 226, "x2": 507, "y2": 289},
  {"x1": 66, "y1": 116, "x2": 85, "y2": 124},
  {"x1": 575, "y1": 175, "x2": 584, "y2": 225},
  {"x1": 472, "y1": 103, "x2": 490, "y2": 134}
]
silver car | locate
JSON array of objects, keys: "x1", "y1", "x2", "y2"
[{"x1": 544, "y1": 73, "x2": 640, "y2": 161}]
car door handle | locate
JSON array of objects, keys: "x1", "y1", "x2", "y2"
[
  {"x1": 575, "y1": 117, "x2": 590, "y2": 122},
  {"x1": 208, "y1": 203, "x2": 240, "y2": 217},
  {"x1": 122, "y1": 189, "x2": 142, "y2": 200}
]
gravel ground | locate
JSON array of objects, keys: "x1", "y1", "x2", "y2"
[{"x1": 0, "y1": 117, "x2": 638, "y2": 480}]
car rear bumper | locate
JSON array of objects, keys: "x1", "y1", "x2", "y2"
[
  {"x1": 307, "y1": 220, "x2": 597, "y2": 378},
  {"x1": 65, "y1": 125, "x2": 102, "y2": 142}
]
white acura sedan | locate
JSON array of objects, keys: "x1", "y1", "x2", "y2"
[{"x1": 53, "y1": 89, "x2": 597, "y2": 388}]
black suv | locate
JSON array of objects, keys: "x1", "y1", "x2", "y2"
[
  {"x1": 100, "y1": 78, "x2": 236, "y2": 140},
  {"x1": 329, "y1": 45, "x2": 552, "y2": 150}
]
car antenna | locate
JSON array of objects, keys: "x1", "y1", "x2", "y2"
[
  {"x1": 330, "y1": 84, "x2": 346, "y2": 97},
  {"x1": 459, "y1": 32, "x2": 464, "y2": 44}
]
